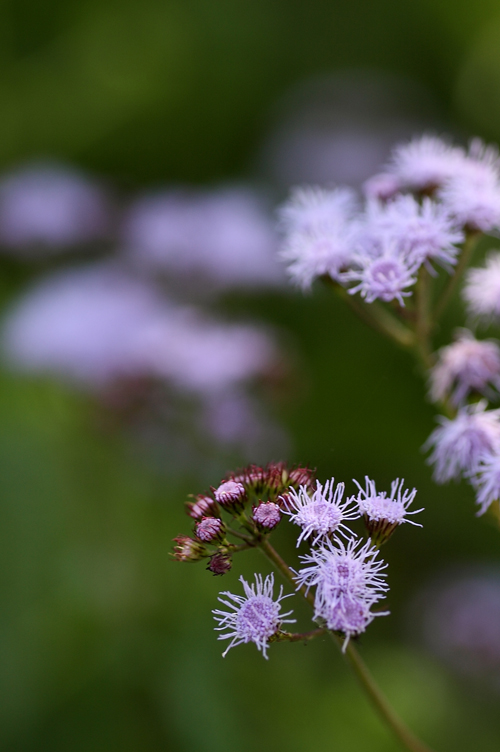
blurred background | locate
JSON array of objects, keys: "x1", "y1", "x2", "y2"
[{"x1": 2, "y1": 1, "x2": 500, "y2": 750}]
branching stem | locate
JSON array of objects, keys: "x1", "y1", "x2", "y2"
[{"x1": 259, "y1": 538, "x2": 435, "y2": 752}]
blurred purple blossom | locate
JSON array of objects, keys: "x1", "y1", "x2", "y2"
[{"x1": 0, "y1": 162, "x2": 110, "y2": 252}]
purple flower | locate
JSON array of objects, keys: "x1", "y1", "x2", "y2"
[
  {"x1": 386, "y1": 135, "x2": 464, "y2": 191},
  {"x1": 123, "y1": 187, "x2": 282, "y2": 289},
  {"x1": 470, "y1": 451, "x2": 500, "y2": 515},
  {"x1": 429, "y1": 329, "x2": 500, "y2": 406},
  {"x1": 362, "y1": 173, "x2": 401, "y2": 202},
  {"x1": 438, "y1": 140, "x2": 500, "y2": 232},
  {"x1": 463, "y1": 252, "x2": 500, "y2": 321},
  {"x1": 0, "y1": 162, "x2": 109, "y2": 251},
  {"x1": 360, "y1": 195, "x2": 463, "y2": 270},
  {"x1": 284, "y1": 479, "x2": 359, "y2": 546},
  {"x1": 278, "y1": 187, "x2": 358, "y2": 288},
  {"x1": 352, "y1": 477, "x2": 422, "y2": 541},
  {"x1": 425, "y1": 402, "x2": 500, "y2": 483},
  {"x1": 294, "y1": 537, "x2": 389, "y2": 649},
  {"x1": 345, "y1": 244, "x2": 419, "y2": 306},
  {"x1": 213, "y1": 573, "x2": 295, "y2": 658}
]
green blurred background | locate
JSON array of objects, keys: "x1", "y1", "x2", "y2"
[{"x1": 2, "y1": 1, "x2": 500, "y2": 750}]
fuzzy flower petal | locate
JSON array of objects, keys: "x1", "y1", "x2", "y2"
[
  {"x1": 212, "y1": 573, "x2": 295, "y2": 659},
  {"x1": 284, "y1": 479, "x2": 360, "y2": 546},
  {"x1": 425, "y1": 402, "x2": 500, "y2": 483}
]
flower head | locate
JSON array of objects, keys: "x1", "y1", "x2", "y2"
[
  {"x1": 463, "y1": 252, "x2": 500, "y2": 321},
  {"x1": 345, "y1": 244, "x2": 419, "y2": 306},
  {"x1": 207, "y1": 552, "x2": 233, "y2": 576},
  {"x1": 213, "y1": 573, "x2": 295, "y2": 658},
  {"x1": 425, "y1": 402, "x2": 500, "y2": 483},
  {"x1": 172, "y1": 536, "x2": 207, "y2": 562},
  {"x1": 294, "y1": 537, "x2": 389, "y2": 648},
  {"x1": 387, "y1": 135, "x2": 464, "y2": 191},
  {"x1": 278, "y1": 186, "x2": 358, "y2": 288},
  {"x1": 470, "y1": 451, "x2": 500, "y2": 515},
  {"x1": 352, "y1": 477, "x2": 422, "y2": 544},
  {"x1": 360, "y1": 195, "x2": 462, "y2": 270},
  {"x1": 284, "y1": 479, "x2": 359, "y2": 546},
  {"x1": 438, "y1": 139, "x2": 500, "y2": 232},
  {"x1": 429, "y1": 330, "x2": 500, "y2": 406}
]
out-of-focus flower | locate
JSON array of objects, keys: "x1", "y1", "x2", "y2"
[
  {"x1": 463, "y1": 252, "x2": 500, "y2": 320},
  {"x1": 419, "y1": 571, "x2": 500, "y2": 681},
  {"x1": 359, "y1": 195, "x2": 463, "y2": 270},
  {"x1": 295, "y1": 536, "x2": 389, "y2": 649},
  {"x1": 425, "y1": 402, "x2": 500, "y2": 483},
  {"x1": 284, "y1": 479, "x2": 359, "y2": 546},
  {"x1": 430, "y1": 329, "x2": 500, "y2": 406},
  {"x1": 123, "y1": 186, "x2": 282, "y2": 288},
  {"x1": 363, "y1": 173, "x2": 402, "y2": 201},
  {"x1": 345, "y1": 244, "x2": 419, "y2": 306},
  {"x1": 352, "y1": 477, "x2": 422, "y2": 544},
  {"x1": 387, "y1": 135, "x2": 464, "y2": 191},
  {"x1": 278, "y1": 187, "x2": 358, "y2": 289},
  {"x1": 2, "y1": 264, "x2": 278, "y2": 395},
  {"x1": 213, "y1": 573, "x2": 295, "y2": 658},
  {"x1": 0, "y1": 163, "x2": 109, "y2": 252},
  {"x1": 438, "y1": 140, "x2": 500, "y2": 232},
  {"x1": 470, "y1": 450, "x2": 500, "y2": 515}
]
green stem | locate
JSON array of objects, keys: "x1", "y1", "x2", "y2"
[
  {"x1": 271, "y1": 627, "x2": 327, "y2": 643},
  {"x1": 433, "y1": 232, "x2": 479, "y2": 323},
  {"x1": 414, "y1": 266, "x2": 434, "y2": 371},
  {"x1": 324, "y1": 278, "x2": 415, "y2": 349},
  {"x1": 259, "y1": 539, "x2": 435, "y2": 752}
]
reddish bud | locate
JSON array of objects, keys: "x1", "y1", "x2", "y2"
[
  {"x1": 172, "y1": 536, "x2": 206, "y2": 562},
  {"x1": 214, "y1": 480, "x2": 246, "y2": 508},
  {"x1": 253, "y1": 501, "x2": 281, "y2": 530},
  {"x1": 207, "y1": 552, "x2": 232, "y2": 576},
  {"x1": 196, "y1": 517, "x2": 225, "y2": 543},
  {"x1": 186, "y1": 495, "x2": 219, "y2": 520}
]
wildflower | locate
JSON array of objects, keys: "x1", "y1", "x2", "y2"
[
  {"x1": 284, "y1": 479, "x2": 359, "y2": 546},
  {"x1": 213, "y1": 573, "x2": 295, "y2": 658},
  {"x1": 123, "y1": 187, "x2": 282, "y2": 289},
  {"x1": 360, "y1": 195, "x2": 463, "y2": 270},
  {"x1": 439, "y1": 139, "x2": 500, "y2": 232},
  {"x1": 0, "y1": 162, "x2": 109, "y2": 251},
  {"x1": 470, "y1": 450, "x2": 500, "y2": 515},
  {"x1": 288, "y1": 466, "x2": 316, "y2": 491},
  {"x1": 429, "y1": 330, "x2": 500, "y2": 406},
  {"x1": 352, "y1": 477, "x2": 422, "y2": 544},
  {"x1": 387, "y1": 134, "x2": 464, "y2": 191},
  {"x1": 278, "y1": 186, "x2": 358, "y2": 288},
  {"x1": 172, "y1": 536, "x2": 207, "y2": 562},
  {"x1": 295, "y1": 537, "x2": 389, "y2": 648},
  {"x1": 425, "y1": 402, "x2": 500, "y2": 483},
  {"x1": 207, "y1": 552, "x2": 233, "y2": 575},
  {"x1": 214, "y1": 480, "x2": 246, "y2": 507},
  {"x1": 278, "y1": 186, "x2": 357, "y2": 236},
  {"x1": 345, "y1": 245, "x2": 419, "y2": 306},
  {"x1": 195, "y1": 517, "x2": 225, "y2": 543},
  {"x1": 463, "y1": 252, "x2": 500, "y2": 320},
  {"x1": 253, "y1": 502, "x2": 281, "y2": 530}
]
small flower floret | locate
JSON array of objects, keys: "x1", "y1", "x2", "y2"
[
  {"x1": 353, "y1": 477, "x2": 422, "y2": 543},
  {"x1": 214, "y1": 480, "x2": 246, "y2": 507},
  {"x1": 284, "y1": 479, "x2": 359, "y2": 546},
  {"x1": 213, "y1": 573, "x2": 295, "y2": 658},
  {"x1": 196, "y1": 517, "x2": 225, "y2": 542}
]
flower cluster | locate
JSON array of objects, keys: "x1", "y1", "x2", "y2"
[
  {"x1": 174, "y1": 465, "x2": 422, "y2": 658},
  {"x1": 279, "y1": 134, "x2": 500, "y2": 305}
]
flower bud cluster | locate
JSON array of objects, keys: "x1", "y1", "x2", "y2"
[
  {"x1": 172, "y1": 462, "x2": 316, "y2": 575},
  {"x1": 174, "y1": 463, "x2": 422, "y2": 659}
]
